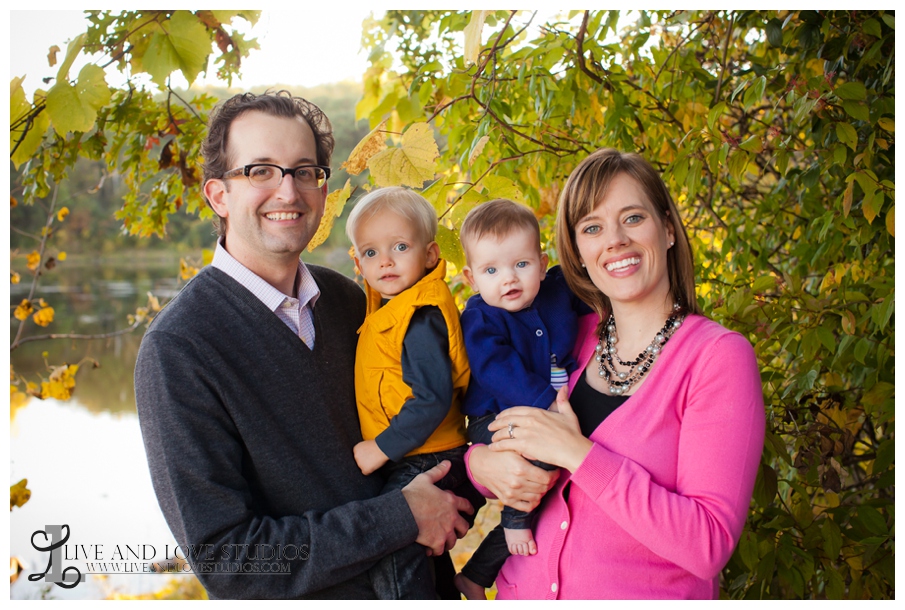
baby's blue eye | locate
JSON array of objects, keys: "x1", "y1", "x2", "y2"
[
  {"x1": 364, "y1": 249, "x2": 377, "y2": 258},
  {"x1": 394, "y1": 243, "x2": 408, "y2": 252},
  {"x1": 486, "y1": 267, "x2": 497, "y2": 275},
  {"x1": 516, "y1": 261, "x2": 528, "y2": 268}
]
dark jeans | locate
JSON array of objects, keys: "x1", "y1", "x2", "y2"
[
  {"x1": 461, "y1": 413, "x2": 558, "y2": 589},
  {"x1": 368, "y1": 445, "x2": 486, "y2": 599}
]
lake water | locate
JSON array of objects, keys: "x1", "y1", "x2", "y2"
[{"x1": 9, "y1": 253, "x2": 198, "y2": 599}]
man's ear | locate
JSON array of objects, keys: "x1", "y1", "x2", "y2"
[
  {"x1": 203, "y1": 179, "x2": 229, "y2": 218},
  {"x1": 426, "y1": 241, "x2": 440, "y2": 269}
]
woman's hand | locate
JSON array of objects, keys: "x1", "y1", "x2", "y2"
[
  {"x1": 468, "y1": 446, "x2": 559, "y2": 513},
  {"x1": 489, "y1": 386, "x2": 594, "y2": 473}
]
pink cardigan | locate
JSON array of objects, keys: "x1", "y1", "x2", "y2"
[{"x1": 468, "y1": 314, "x2": 764, "y2": 599}]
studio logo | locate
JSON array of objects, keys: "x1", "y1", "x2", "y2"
[{"x1": 29, "y1": 525, "x2": 85, "y2": 589}]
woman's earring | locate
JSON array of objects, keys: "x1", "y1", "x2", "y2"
[
  {"x1": 581, "y1": 263, "x2": 586, "y2": 268},
  {"x1": 669, "y1": 241, "x2": 675, "y2": 247}
]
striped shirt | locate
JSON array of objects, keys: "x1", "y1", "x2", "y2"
[{"x1": 211, "y1": 240, "x2": 320, "y2": 348}]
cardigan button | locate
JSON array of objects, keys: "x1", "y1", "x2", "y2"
[
  {"x1": 536, "y1": 329, "x2": 543, "y2": 337},
  {"x1": 551, "y1": 583, "x2": 558, "y2": 593},
  {"x1": 561, "y1": 520, "x2": 568, "y2": 530}
]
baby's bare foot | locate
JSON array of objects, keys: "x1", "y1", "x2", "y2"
[
  {"x1": 455, "y1": 572, "x2": 487, "y2": 600},
  {"x1": 504, "y1": 527, "x2": 538, "y2": 556}
]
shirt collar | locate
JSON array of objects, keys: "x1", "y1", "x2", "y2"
[{"x1": 211, "y1": 239, "x2": 320, "y2": 313}]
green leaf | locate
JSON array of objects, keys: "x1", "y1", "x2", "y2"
[
  {"x1": 885, "y1": 205, "x2": 895, "y2": 237},
  {"x1": 752, "y1": 463, "x2": 778, "y2": 508},
  {"x1": 765, "y1": 18, "x2": 784, "y2": 47},
  {"x1": 853, "y1": 337, "x2": 871, "y2": 364},
  {"x1": 142, "y1": 11, "x2": 211, "y2": 87},
  {"x1": 856, "y1": 505, "x2": 888, "y2": 536},
  {"x1": 45, "y1": 64, "x2": 111, "y2": 136},
  {"x1": 822, "y1": 517, "x2": 843, "y2": 560},
  {"x1": 816, "y1": 326, "x2": 835, "y2": 353},
  {"x1": 738, "y1": 530, "x2": 758, "y2": 570},
  {"x1": 436, "y1": 225, "x2": 465, "y2": 271},
  {"x1": 862, "y1": 18, "x2": 882, "y2": 38},
  {"x1": 825, "y1": 567, "x2": 844, "y2": 599},
  {"x1": 54, "y1": 33, "x2": 86, "y2": 82},
  {"x1": 873, "y1": 439, "x2": 894, "y2": 474},
  {"x1": 707, "y1": 102, "x2": 726, "y2": 131},
  {"x1": 835, "y1": 122, "x2": 858, "y2": 150},
  {"x1": 843, "y1": 100, "x2": 870, "y2": 122},
  {"x1": 751, "y1": 275, "x2": 776, "y2": 293},
  {"x1": 835, "y1": 81, "x2": 867, "y2": 101}
]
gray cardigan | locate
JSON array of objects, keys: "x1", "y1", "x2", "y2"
[{"x1": 135, "y1": 265, "x2": 418, "y2": 599}]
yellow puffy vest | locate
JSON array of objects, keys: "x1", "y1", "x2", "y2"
[{"x1": 355, "y1": 259, "x2": 469, "y2": 456}]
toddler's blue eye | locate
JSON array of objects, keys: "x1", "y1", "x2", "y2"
[
  {"x1": 364, "y1": 249, "x2": 377, "y2": 258},
  {"x1": 395, "y1": 243, "x2": 408, "y2": 252},
  {"x1": 516, "y1": 261, "x2": 528, "y2": 268},
  {"x1": 486, "y1": 267, "x2": 497, "y2": 275}
]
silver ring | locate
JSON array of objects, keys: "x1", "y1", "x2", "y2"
[{"x1": 508, "y1": 422, "x2": 514, "y2": 439}]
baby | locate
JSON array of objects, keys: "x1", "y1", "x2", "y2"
[
  {"x1": 347, "y1": 186, "x2": 483, "y2": 599},
  {"x1": 454, "y1": 199, "x2": 586, "y2": 599}
]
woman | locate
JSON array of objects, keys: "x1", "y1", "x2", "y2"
[{"x1": 466, "y1": 148, "x2": 764, "y2": 599}]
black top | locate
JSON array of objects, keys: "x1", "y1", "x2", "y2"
[{"x1": 569, "y1": 368, "x2": 629, "y2": 437}]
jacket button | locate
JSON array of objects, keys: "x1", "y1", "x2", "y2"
[
  {"x1": 551, "y1": 583, "x2": 558, "y2": 593},
  {"x1": 536, "y1": 329, "x2": 543, "y2": 337}
]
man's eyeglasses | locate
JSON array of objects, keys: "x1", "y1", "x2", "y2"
[{"x1": 221, "y1": 164, "x2": 331, "y2": 190}]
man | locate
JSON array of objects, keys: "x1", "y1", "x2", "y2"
[{"x1": 134, "y1": 91, "x2": 471, "y2": 599}]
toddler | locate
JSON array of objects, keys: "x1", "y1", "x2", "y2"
[{"x1": 347, "y1": 186, "x2": 483, "y2": 599}]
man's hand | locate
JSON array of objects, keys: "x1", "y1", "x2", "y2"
[
  {"x1": 353, "y1": 440, "x2": 389, "y2": 475},
  {"x1": 401, "y1": 461, "x2": 473, "y2": 556},
  {"x1": 468, "y1": 445, "x2": 559, "y2": 513}
]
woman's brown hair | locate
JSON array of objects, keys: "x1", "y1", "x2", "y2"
[{"x1": 555, "y1": 148, "x2": 700, "y2": 329}]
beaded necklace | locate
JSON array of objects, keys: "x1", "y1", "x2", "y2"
[{"x1": 595, "y1": 305, "x2": 685, "y2": 395}]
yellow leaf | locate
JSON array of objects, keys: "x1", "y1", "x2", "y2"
[
  {"x1": 13, "y1": 300, "x2": 34, "y2": 321},
  {"x1": 367, "y1": 123, "x2": 440, "y2": 188},
  {"x1": 10, "y1": 271, "x2": 20, "y2": 285},
  {"x1": 47, "y1": 45, "x2": 60, "y2": 67},
  {"x1": 180, "y1": 258, "x2": 199, "y2": 280},
  {"x1": 342, "y1": 120, "x2": 388, "y2": 175},
  {"x1": 308, "y1": 179, "x2": 352, "y2": 252},
  {"x1": 33, "y1": 306, "x2": 55, "y2": 327},
  {"x1": 877, "y1": 117, "x2": 894, "y2": 132},
  {"x1": 10, "y1": 479, "x2": 31, "y2": 511},
  {"x1": 26, "y1": 250, "x2": 40, "y2": 271},
  {"x1": 885, "y1": 205, "x2": 894, "y2": 237},
  {"x1": 464, "y1": 11, "x2": 491, "y2": 65},
  {"x1": 58, "y1": 251, "x2": 67, "y2": 261},
  {"x1": 842, "y1": 181, "x2": 853, "y2": 217},
  {"x1": 468, "y1": 135, "x2": 490, "y2": 166},
  {"x1": 57, "y1": 206, "x2": 70, "y2": 221},
  {"x1": 147, "y1": 293, "x2": 161, "y2": 312},
  {"x1": 202, "y1": 248, "x2": 214, "y2": 266}
]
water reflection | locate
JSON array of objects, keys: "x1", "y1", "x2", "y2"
[{"x1": 9, "y1": 248, "x2": 356, "y2": 598}]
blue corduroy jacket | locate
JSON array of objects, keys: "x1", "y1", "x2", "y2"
[{"x1": 461, "y1": 266, "x2": 588, "y2": 418}]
